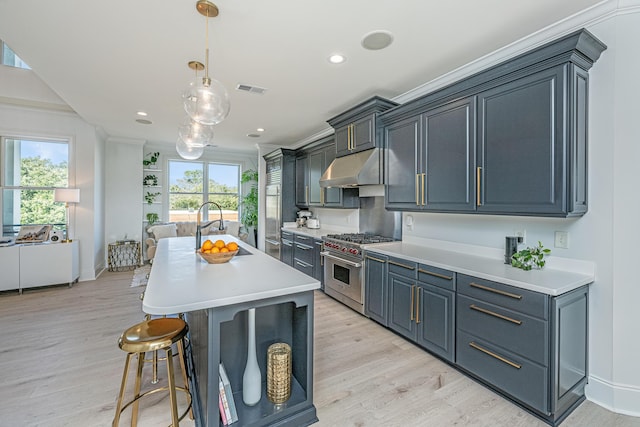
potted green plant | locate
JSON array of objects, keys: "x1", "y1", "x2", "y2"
[
  {"x1": 146, "y1": 212, "x2": 159, "y2": 225},
  {"x1": 143, "y1": 152, "x2": 160, "y2": 169},
  {"x1": 145, "y1": 191, "x2": 160, "y2": 204},
  {"x1": 511, "y1": 241, "x2": 551, "y2": 271},
  {"x1": 240, "y1": 169, "x2": 258, "y2": 246},
  {"x1": 144, "y1": 174, "x2": 158, "y2": 186}
]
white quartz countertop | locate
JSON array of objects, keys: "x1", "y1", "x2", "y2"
[
  {"x1": 364, "y1": 242, "x2": 594, "y2": 296},
  {"x1": 142, "y1": 236, "x2": 320, "y2": 315},
  {"x1": 280, "y1": 226, "x2": 348, "y2": 239}
]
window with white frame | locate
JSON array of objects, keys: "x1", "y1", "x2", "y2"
[
  {"x1": 1, "y1": 137, "x2": 69, "y2": 236},
  {"x1": 168, "y1": 160, "x2": 240, "y2": 223},
  {"x1": 1, "y1": 40, "x2": 31, "y2": 69}
]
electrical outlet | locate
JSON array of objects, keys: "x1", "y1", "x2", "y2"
[
  {"x1": 514, "y1": 230, "x2": 526, "y2": 244},
  {"x1": 554, "y1": 231, "x2": 569, "y2": 249},
  {"x1": 405, "y1": 215, "x2": 414, "y2": 231}
]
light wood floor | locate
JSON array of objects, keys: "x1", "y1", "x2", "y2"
[{"x1": 1, "y1": 271, "x2": 638, "y2": 427}]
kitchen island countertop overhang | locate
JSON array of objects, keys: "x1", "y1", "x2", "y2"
[{"x1": 143, "y1": 235, "x2": 321, "y2": 315}]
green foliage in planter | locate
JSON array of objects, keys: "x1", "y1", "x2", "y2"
[
  {"x1": 143, "y1": 174, "x2": 158, "y2": 186},
  {"x1": 240, "y1": 169, "x2": 258, "y2": 232},
  {"x1": 145, "y1": 191, "x2": 160, "y2": 204},
  {"x1": 143, "y1": 151, "x2": 160, "y2": 167},
  {"x1": 511, "y1": 241, "x2": 551, "y2": 271},
  {"x1": 146, "y1": 213, "x2": 159, "y2": 225}
]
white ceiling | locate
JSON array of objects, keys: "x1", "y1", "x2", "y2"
[{"x1": 0, "y1": 0, "x2": 601, "y2": 153}]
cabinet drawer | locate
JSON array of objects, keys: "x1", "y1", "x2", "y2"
[
  {"x1": 457, "y1": 294, "x2": 548, "y2": 365},
  {"x1": 418, "y1": 264, "x2": 455, "y2": 291},
  {"x1": 388, "y1": 256, "x2": 417, "y2": 279},
  {"x1": 457, "y1": 329, "x2": 548, "y2": 413},
  {"x1": 294, "y1": 242, "x2": 314, "y2": 265},
  {"x1": 281, "y1": 231, "x2": 294, "y2": 240},
  {"x1": 293, "y1": 259, "x2": 314, "y2": 277},
  {"x1": 458, "y1": 274, "x2": 548, "y2": 320}
]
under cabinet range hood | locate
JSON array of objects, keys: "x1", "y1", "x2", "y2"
[{"x1": 320, "y1": 148, "x2": 382, "y2": 188}]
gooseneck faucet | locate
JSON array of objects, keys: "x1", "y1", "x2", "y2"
[{"x1": 196, "y1": 201, "x2": 225, "y2": 250}]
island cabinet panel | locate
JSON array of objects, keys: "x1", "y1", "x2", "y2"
[
  {"x1": 186, "y1": 292, "x2": 317, "y2": 427},
  {"x1": 456, "y1": 273, "x2": 588, "y2": 424},
  {"x1": 364, "y1": 252, "x2": 389, "y2": 326},
  {"x1": 386, "y1": 256, "x2": 456, "y2": 362}
]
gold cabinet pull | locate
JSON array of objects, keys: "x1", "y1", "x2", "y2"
[
  {"x1": 365, "y1": 255, "x2": 387, "y2": 263},
  {"x1": 389, "y1": 260, "x2": 415, "y2": 270},
  {"x1": 470, "y1": 304, "x2": 522, "y2": 325},
  {"x1": 415, "y1": 173, "x2": 420, "y2": 205},
  {"x1": 410, "y1": 285, "x2": 415, "y2": 321},
  {"x1": 418, "y1": 269, "x2": 452, "y2": 281},
  {"x1": 476, "y1": 166, "x2": 482, "y2": 206},
  {"x1": 415, "y1": 287, "x2": 420, "y2": 324},
  {"x1": 421, "y1": 173, "x2": 426, "y2": 205},
  {"x1": 306, "y1": 185, "x2": 309, "y2": 204},
  {"x1": 469, "y1": 342, "x2": 521, "y2": 369},
  {"x1": 469, "y1": 282, "x2": 523, "y2": 300}
]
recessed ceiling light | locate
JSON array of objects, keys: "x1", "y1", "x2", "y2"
[
  {"x1": 257, "y1": 128, "x2": 265, "y2": 132},
  {"x1": 328, "y1": 54, "x2": 346, "y2": 64},
  {"x1": 136, "y1": 111, "x2": 148, "y2": 117},
  {"x1": 361, "y1": 30, "x2": 394, "y2": 50},
  {"x1": 136, "y1": 119, "x2": 152, "y2": 125}
]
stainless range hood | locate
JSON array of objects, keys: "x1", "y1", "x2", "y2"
[{"x1": 319, "y1": 148, "x2": 382, "y2": 188}]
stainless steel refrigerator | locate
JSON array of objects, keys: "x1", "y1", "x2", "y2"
[{"x1": 263, "y1": 149, "x2": 296, "y2": 259}]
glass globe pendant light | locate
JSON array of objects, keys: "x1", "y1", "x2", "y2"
[
  {"x1": 176, "y1": 137, "x2": 204, "y2": 160},
  {"x1": 178, "y1": 115, "x2": 214, "y2": 148},
  {"x1": 182, "y1": 0, "x2": 230, "y2": 126}
]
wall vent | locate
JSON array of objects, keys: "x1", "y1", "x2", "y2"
[{"x1": 236, "y1": 84, "x2": 267, "y2": 95}]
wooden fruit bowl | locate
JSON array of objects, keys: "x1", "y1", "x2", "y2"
[{"x1": 197, "y1": 249, "x2": 239, "y2": 264}]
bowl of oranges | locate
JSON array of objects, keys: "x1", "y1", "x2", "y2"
[{"x1": 197, "y1": 239, "x2": 240, "y2": 264}]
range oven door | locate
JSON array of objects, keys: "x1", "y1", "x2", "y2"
[{"x1": 321, "y1": 251, "x2": 364, "y2": 313}]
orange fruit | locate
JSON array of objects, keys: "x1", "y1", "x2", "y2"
[
  {"x1": 214, "y1": 239, "x2": 226, "y2": 249},
  {"x1": 211, "y1": 247, "x2": 220, "y2": 253},
  {"x1": 202, "y1": 239, "x2": 214, "y2": 251},
  {"x1": 220, "y1": 247, "x2": 229, "y2": 253},
  {"x1": 226, "y1": 242, "x2": 238, "y2": 252}
]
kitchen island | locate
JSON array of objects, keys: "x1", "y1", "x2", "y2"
[{"x1": 143, "y1": 236, "x2": 320, "y2": 427}]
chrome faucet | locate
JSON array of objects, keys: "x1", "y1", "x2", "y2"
[{"x1": 196, "y1": 201, "x2": 225, "y2": 250}]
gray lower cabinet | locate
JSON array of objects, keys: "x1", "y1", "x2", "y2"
[
  {"x1": 386, "y1": 256, "x2": 456, "y2": 362},
  {"x1": 280, "y1": 231, "x2": 294, "y2": 267},
  {"x1": 456, "y1": 274, "x2": 588, "y2": 424},
  {"x1": 293, "y1": 233, "x2": 314, "y2": 276},
  {"x1": 364, "y1": 252, "x2": 389, "y2": 326}
]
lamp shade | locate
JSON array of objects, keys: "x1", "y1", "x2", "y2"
[{"x1": 54, "y1": 188, "x2": 80, "y2": 203}]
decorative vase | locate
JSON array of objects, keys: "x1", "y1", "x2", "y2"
[{"x1": 242, "y1": 308, "x2": 261, "y2": 406}]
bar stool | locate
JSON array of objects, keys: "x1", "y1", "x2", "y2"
[{"x1": 113, "y1": 317, "x2": 192, "y2": 427}]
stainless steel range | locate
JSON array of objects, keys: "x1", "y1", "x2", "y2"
[{"x1": 321, "y1": 233, "x2": 394, "y2": 315}]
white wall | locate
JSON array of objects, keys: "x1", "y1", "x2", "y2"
[{"x1": 398, "y1": 4, "x2": 640, "y2": 416}]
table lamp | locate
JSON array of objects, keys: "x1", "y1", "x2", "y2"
[{"x1": 54, "y1": 188, "x2": 80, "y2": 242}]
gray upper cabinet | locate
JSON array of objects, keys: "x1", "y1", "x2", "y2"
[
  {"x1": 295, "y1": 154, "x2": 309, "y2": 207},
  {"x1": 381, "y1": 28, "x2": 605, "y2": 217},
  {"x1": 328, "y1": 96, "x2": 398, "y2": 158},
  {"x1": 385, "y1": 98, "x2": 476, "y2": 211}
]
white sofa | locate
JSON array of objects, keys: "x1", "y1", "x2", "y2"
[{"x1": 145, "y1": 220, "x2": 248, "y2": 260}]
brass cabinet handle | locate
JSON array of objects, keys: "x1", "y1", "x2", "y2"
[
  {"x1": 470, "y1": 304, "x2": 522, "y2": 325},
  {"x1": 389, "y1": 260, "x2": 415, "y2": 270},
  {"x1": 410, "y1": 285, "x2": 415, "y2": 321},
  {"x1": 476, "y1": 166, "x2": 482, "y2": 206},
  {"x1": 296, "y1": 235, "x2": 309, "y2": 240},
  {"x1": 295, "y1": 244, "x2": 311, "y2": 251},
  {"x1": 415, "y1": 287, "x2": 421, "y2": 324},
  {"x1": 365, "y1": 255, "x2": 387, "y2": 263},
  {"x1": 469, "y1": 282, "x2": 523, "y2": 300},
  {"x1": 422, "y1": 173, "x2": 426, "y2": 205},
  {"x1": 415, "y1": 173, "x2": 420, "y2": 205},
  {"x1": 306, "y1": 185, "x2": 309, "y2": 204},
  {"x1": 418, "y1": 269, "x2": 453, "y2": 281},
  {"x1": 469, "y1": 342, "x2": 522, "y2": 369}
]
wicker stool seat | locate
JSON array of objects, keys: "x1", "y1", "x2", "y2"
[{"x1": 113, "y1": 317, "x2": 192, "y2": 427}]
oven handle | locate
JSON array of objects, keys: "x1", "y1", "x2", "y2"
[{"x1": 320, "y1": 251, "x2": 362, "y2": 268}]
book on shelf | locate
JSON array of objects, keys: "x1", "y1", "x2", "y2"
[
  {"x1": 219, "y1": 362, "x2": 239, "y2": 423},
  {"x1": 219, "y1": 375, "x2": 232, "y2": 425}
]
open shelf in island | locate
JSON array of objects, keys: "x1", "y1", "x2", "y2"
[{"x1": 186, "y1": 292, "x2": 317, "y2": 427}]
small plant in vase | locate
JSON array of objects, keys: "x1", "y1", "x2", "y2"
[
  {"x1": 144, "y1": 174, "x2": 158, "y2": 186},
  {"x1": 511, "y1": 241, "x2": 551, "y2": 271},
  {"x1": 143, "y1": 152, "x2": 160, "y2": 169},
  {"x1": 145, "y1": 191, "x2": 160, "y2": 204},
  {"x1": 146, "y1": 212, "x2": 159, "y2": 225}
]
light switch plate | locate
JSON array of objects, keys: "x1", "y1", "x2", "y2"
[{"x1": 554, "y1": 231, "x2": 569, "y2": 249}]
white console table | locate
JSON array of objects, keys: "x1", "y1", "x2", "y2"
[{"x1": 0, "y1": 240, "x2": 79, "y2": 293}]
